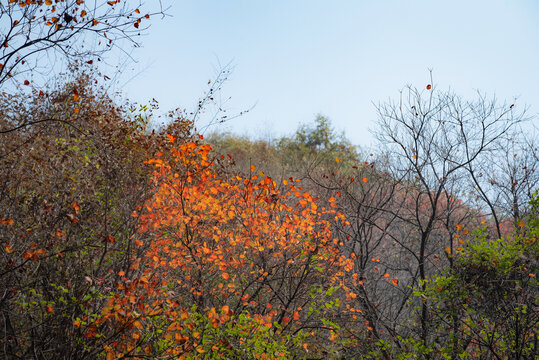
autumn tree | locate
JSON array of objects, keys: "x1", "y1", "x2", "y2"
[{"x1": 92, "y1": 137, "x2": 358, "y2": 359}]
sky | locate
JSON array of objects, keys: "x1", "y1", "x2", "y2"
[{"x1": 117, "y1": 0, "x2": 539, "y2": 147}]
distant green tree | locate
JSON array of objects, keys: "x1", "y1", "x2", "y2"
[{"x1": 276, "y1": 115, "x2": 359, "y2": 172}]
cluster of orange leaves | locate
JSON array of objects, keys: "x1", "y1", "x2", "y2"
[{"x1": 92, "y1": 138, "x2": 358, "y2": 358}]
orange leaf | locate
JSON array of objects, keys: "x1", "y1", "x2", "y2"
[
  {"x1": 518, "y1": 220, "x2": 526, "y2": 228},
  {"x1": 384, "y1": 273, "x2": 390, "y2": 278},
  {"x1": 46, "y1": 305, "x2": 54, "y2": 313},
  {"x1": 0, "y1": 218, "x2": 14, "y2": 225},
  {"x1": 293, "y1": 311, "x2": 300, "y2": 320},
  {"x1": 362, "y1": 177, "x2": 368, "y2": 183},
  {"x1": 392, "y1": 278, "x2": 399, "y2": 286},
  {"x1": 222, "y1": 272, "x2": 230, "y2": 280}
]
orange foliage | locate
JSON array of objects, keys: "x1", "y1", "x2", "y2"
[{"x1": 98, "y1": 137, "x2": 353, "y2": 358}]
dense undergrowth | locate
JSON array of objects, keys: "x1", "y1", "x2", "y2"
[{"x1": 1, "y1": 74, "x2": 537, "y2": 359}]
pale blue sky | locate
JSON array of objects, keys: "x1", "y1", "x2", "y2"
[{"x1": 119, "y1": 0, "x2": 539, "y2": 146}]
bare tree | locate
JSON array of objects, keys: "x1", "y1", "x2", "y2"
[
  {"x1": 0, "y1": 0, "x2": 167, "y2": 87},
  {"x1": 373, "y1": 81, "x2": 532, "y2": 355}
]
